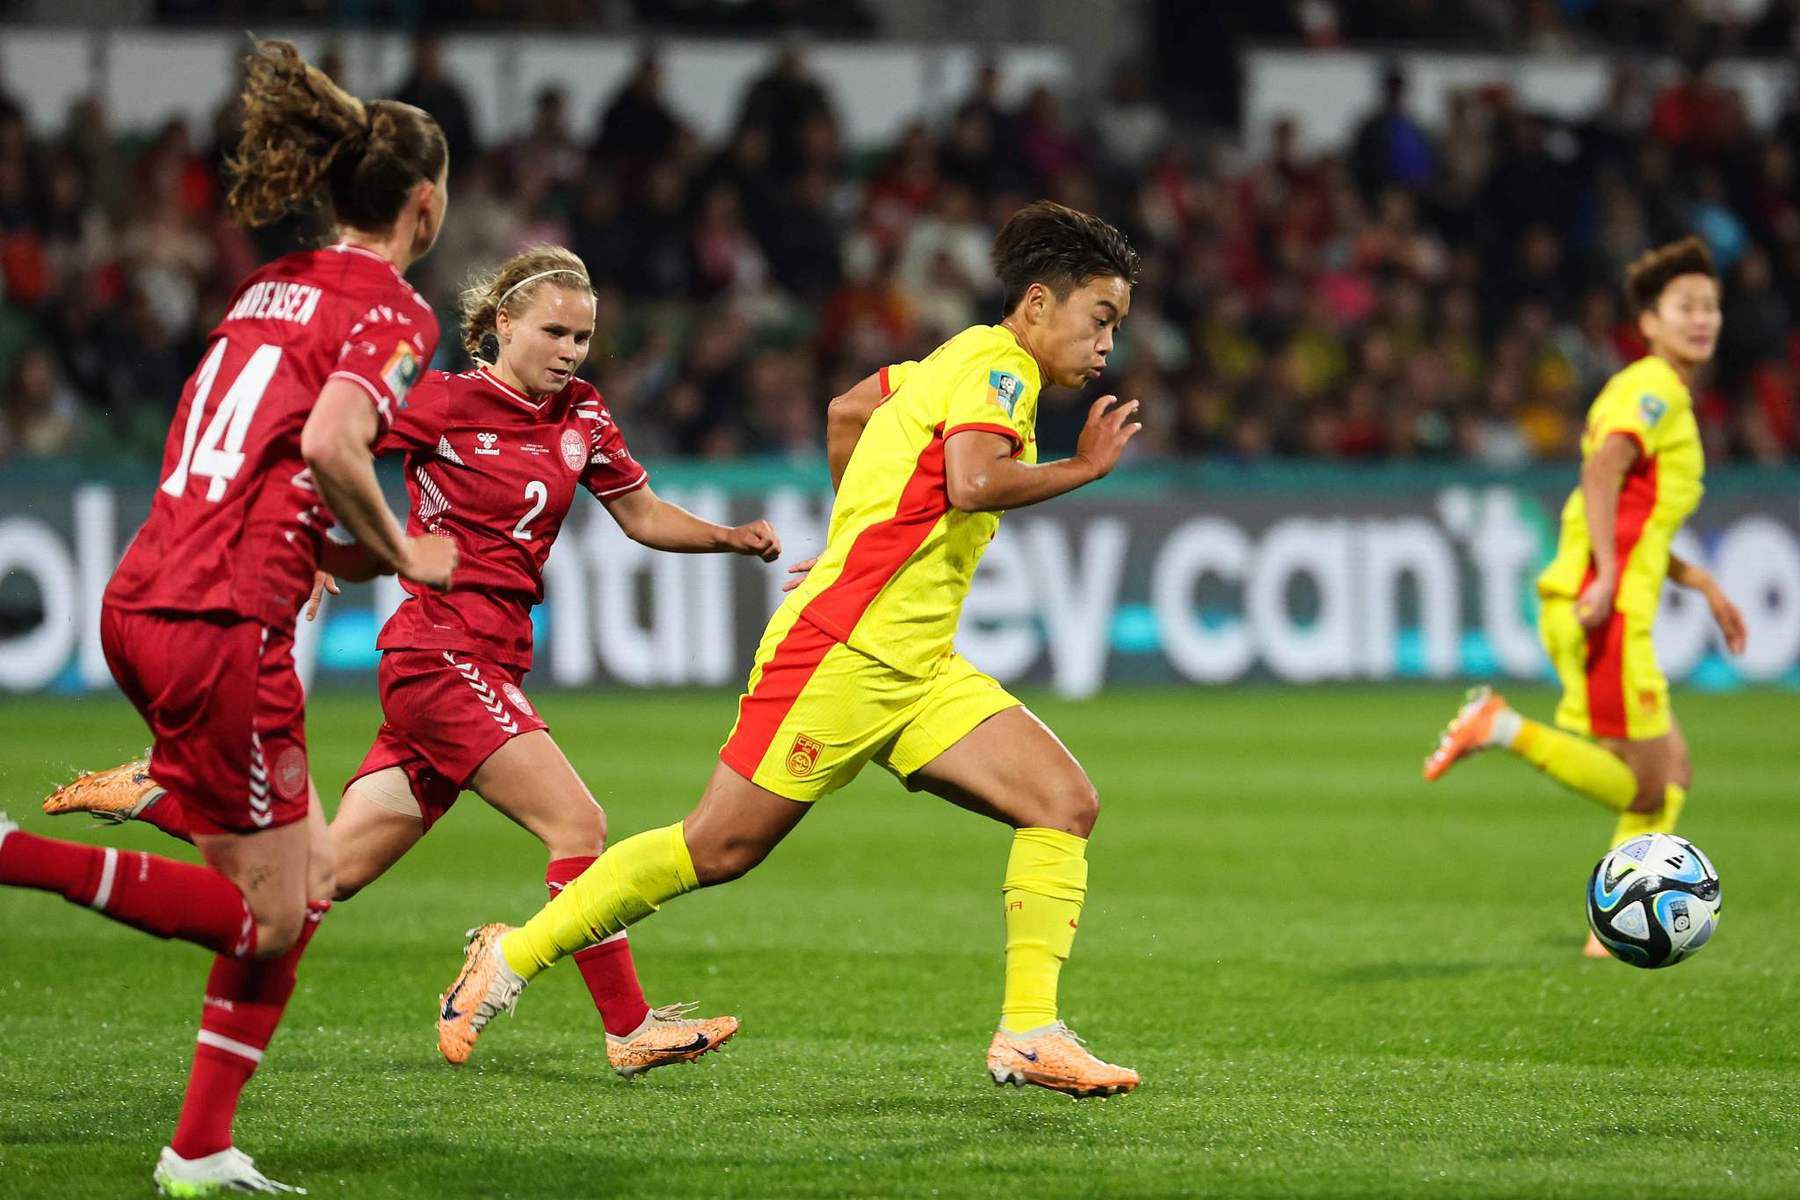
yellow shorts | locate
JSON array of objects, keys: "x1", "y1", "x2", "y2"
[
  {"x1": 1539, "y1": 595, "x2": 1670, "y2": 741},
  {"x1": 718, "y1": 616, "x2": 1021, "y2": 802}
]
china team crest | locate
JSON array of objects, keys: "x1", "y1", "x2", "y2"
[
  {"x1": 786, "y1": 733, "x2": 823, "y2": 778},
  {"x1": 502, "y1": 682, "x2": 535, "y2": 716},
  {"x1": 560, "y1": 428, "x2": 586, "y2": 471}
]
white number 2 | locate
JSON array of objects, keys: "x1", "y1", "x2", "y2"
[
  {"x1": 161, "y1": 341, "x2": 283, "y2": 502},
  {"x1": 513, "y1": 480, "x2": 548, "y2": 540}
]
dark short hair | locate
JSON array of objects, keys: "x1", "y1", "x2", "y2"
[
  {"x1": 992, "y1": 200, "x2": 1141, "y2": 316},
  {"x1": 1625, "y1": 235, "x2": 1716, "y2": 314}
]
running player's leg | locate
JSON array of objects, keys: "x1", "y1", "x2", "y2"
[
  {"x1": 473, "y1": 731, "x2": 667, "y2": 1047},
  {"x1": 501, "y1": 762, "x2": 809, "y2": 980},
  {"x1": 439, "y1": 763, "x2": 805, "y2": 1065},
  {"x1": 170, "y1": 788, "x2": 330, "y2": 1164},
  {"x1": 880, "y1": 656, "x2": 1134, "y2": 1096},
  {"x1": 1424, "y1": 597, "x2": 1638, "y2": 812},
  {"x1": 330, "y1": 769, "x2": 427, "y2": 900},
  {"x1": 904, "y1": 704, "x2": 1136, "y2": 1097}
]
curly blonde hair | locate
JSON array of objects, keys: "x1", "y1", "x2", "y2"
[
  {"x1": 459, "y1": 245, "x2": 593, "y2": 360},
  {"x1": 227, "y1": 39, "x2": 446, "y2": 231}
]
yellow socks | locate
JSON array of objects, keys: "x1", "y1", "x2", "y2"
[
  {"x1": 502, "y1": 823, "x2": 697, "y2": 981},
  {"x1": 1609, "y1": 783, "x2": 1687, "y2": 848},
  {"x1": 1000, "y1": 827, "x2": 1089, "y2": 1034},
  {"x1": 1509, "y1": 718, "x2": 1637, "y2": 813}
]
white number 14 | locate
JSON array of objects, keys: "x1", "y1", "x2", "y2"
[{"x1": 161, "y1": 341, "x2": 283, "y2": 502}]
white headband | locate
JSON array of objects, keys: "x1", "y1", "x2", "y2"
[{"x1": 498, "y1": 267, "x2": 587, "y2": 311}]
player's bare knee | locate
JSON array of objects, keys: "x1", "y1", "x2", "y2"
[
  {"x1": 1043, "y1": 775, "x2": 1099, "y2": 837},
  {"x1": 691, "y1": 834, "x2": 768, "y2": 886},
  {"x1": 250, "y1": 906, "x2": 305, "y2": 959},
  {"x1": 1628, "y1": 769, "x2": 1669, "y2": 814},
  {"x1": 544, "y1": 799, "x2": 605, "y2": 859}
]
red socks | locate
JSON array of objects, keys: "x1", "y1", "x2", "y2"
[
  {"x1": 0, "y1": 830, "x2": 255, "y2": 957},
  {"x1": 547, "y1": 856, "x2": 651, "y2": 1036},
  {"x1": 171, "y1": 901, "x2": 329, "y2": 1159}
]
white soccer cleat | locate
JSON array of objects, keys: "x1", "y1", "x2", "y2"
[
  {"x1": 152, "y1": 1145, "x2": 304, "y2": 1196},
  {"x1": 0, "y1": 810, "x2": 17, "y2": 848},
  {"x1": 437, "y1": 923, "x2": 528, "y2": 1065}
]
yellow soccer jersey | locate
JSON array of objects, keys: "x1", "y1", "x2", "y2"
[
  {"x1": 781, "y1": 324, "x2": 1041, "y2": 677},
  {"x1": 1538, "y1": 355, "x2": 1705, "y2": 617}
]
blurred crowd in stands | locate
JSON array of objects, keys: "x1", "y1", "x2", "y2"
[{"x1": 1, "y1": 22, "x2": 1799, "y2": 467}]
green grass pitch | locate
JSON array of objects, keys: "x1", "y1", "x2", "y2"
[{"x1": 1, "y1": 685, "x2": 1796, "y2": 1199}]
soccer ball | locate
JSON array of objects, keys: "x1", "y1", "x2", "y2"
[{"x1": 1586, "y1": 833, "x2": 1721, "y2": 968}]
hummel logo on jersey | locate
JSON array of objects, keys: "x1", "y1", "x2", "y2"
[{"x1": 476, "y1": 432, "x2": 500, "y2": 456}]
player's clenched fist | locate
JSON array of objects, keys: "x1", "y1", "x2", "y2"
[
  {"x1": 1074, "y1": 394, "x2": 1141, "y2": 482},
  {"x1": 400, "y1": 532, "x2": 459, "y2": 591},
  {"x1": 727, "y1": 520, "x2": 782, "y2": 562}
]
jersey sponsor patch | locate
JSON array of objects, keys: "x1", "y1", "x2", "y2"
[
  {"x1": 987, "y1": 369, "x2": 1024, "y2": 418},
  {"x1": 786, "y1": 733, "x2": 823, "y2": 778},
  {"x1": 560, "y1": 427, "x2": 587, "y2": 472},
  {"x1": 383, "y1": 340, "x2": 423, "y2": 407},
  {"x1": 1639, "y1": 394, "x2": 1667, "y2": 426}
]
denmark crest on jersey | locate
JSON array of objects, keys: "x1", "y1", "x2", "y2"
[
  {"x1": 560, "y1": 427, "x2": 587, "y2": 471},
  {"x1": 987, "y1": 369, "x2": 1024, "y2": 418}
]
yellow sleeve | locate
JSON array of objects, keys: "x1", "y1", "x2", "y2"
[
  {"x1": 878, "y1": 361, "x2": 918, "y2": 399},
  {"x1": 941, "y1": 356, "x2": 1037, "y2": 456},
  {"x1": 1588, "y1": 367, "x2": 1676, "y2": 458}
]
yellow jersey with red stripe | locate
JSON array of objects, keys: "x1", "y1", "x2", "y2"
[
  {"x1": 780, "y1": 324, "x2": 1041, "y2": 677},
  {"x1": 1537, "y1": 355, "x2": 1705, "y2": 618}
]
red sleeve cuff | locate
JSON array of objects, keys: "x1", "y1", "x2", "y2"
[{"x1": 944, "y1": 422, "x2": 1025, "y2": 457}]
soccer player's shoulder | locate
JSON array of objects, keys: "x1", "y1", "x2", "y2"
[{"x1": 1592, "y1": 355, "x2": 1687, "y2": 435}]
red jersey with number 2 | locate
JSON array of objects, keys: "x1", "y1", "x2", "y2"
[
  {"x1": 106, "y1": 243, "x2": 438, "y2": 630},
  {"x1": 375, "y1": 367, "x2": 648, "y2": 670}
]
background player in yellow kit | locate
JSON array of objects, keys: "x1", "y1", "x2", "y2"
[
  {"x1": 1423, "y1": 236, "x2": 1747, "y2": 955},
  {"x1": 438, "y1": 201, "x2": 1146, "y2": 1097}
]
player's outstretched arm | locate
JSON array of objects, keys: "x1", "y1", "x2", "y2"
[
  {"x1": 1575, "y1": 432, "x2": 1638, "y2": 629},
  {"x1": 603, "y1": 484, "x2": 781, "y2": 561},
  {"x1": 827, "y1": 371, "x2": 885, "y2": 491},
  {"x1": 945, "y1": 394, "x2": 1140, "y2": 515},
  {"x1": 1669, "y1": 553, "x2": 1748, "y2": 654},
  {"x1": 302, "y1": 380, "x2": 457, "y2": 590}
]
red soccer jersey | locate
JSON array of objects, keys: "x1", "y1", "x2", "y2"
[
  {"x1": 375, "y1": 366, "x2": 648, "y2": 669},
  {"x1": 107, "y1": 243, "x2": 438, "y2": 629}
]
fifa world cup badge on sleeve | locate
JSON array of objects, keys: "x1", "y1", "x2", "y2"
[
  {"x1": 786, "y1": 734, "x2": 824, "y2": 778},
  {"x1": 1639, "y1": 393, "x2": 1666, "y2": 425},
  {"x1": 383, "y1": 339, "x2": 423, "y2": 407},
  {"x1": 987, "y1": 370, "x2": 1023, "y2": 418}
]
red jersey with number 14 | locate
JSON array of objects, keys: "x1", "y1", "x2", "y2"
[
  {"x1": 107, "y1": 244, "x2": 438, "y2": 629},
  {"x1": 374, "y1": 367, "x2": 648, "y2": 670}
]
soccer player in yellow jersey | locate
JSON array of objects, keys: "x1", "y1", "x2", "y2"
[
  {"x1": 437, "y1": 201, "x2": 1147, "y2": 1096},
  {"x1": 1424, "y1": 236, "x2": 1747, "y2": 956}
]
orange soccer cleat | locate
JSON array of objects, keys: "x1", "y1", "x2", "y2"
[
  {"x1": 987, "y1": 1022, "x2": 1139, "y2": 1099},
  {"x1": 42, "y1": 757, "x2": 164, "y2": 823},
  {"x1": 1423, "y1": 686, "x2": 1508, "y2": 782},
  {"x1": 606, "y1": 1002, "x2": 740, "y2": 1078},
  {"x1": 438, "y1": 923, "x2": 527, "y2": 1065}
]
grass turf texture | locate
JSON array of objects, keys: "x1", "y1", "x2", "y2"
[{"x1": 0, "y1": 685, "x2": 1796, "y2": 1200}]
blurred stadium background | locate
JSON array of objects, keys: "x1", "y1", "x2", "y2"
[
  {"x1": 4, "y1": 6, "x2": 1800, "y2": 1199},
  {"x1": 3, "y1": 0, "x2": 1799, "y2": 698}
]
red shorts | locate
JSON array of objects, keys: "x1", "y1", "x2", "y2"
[
  {"x1": 346, "y1": 649, "x2": 546, "y2": 830},
  {"x1": 100, "y1": 606, "x2": 311, "y2": 837}
]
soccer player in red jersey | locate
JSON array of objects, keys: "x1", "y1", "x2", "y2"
[
  {"x1": 337, "y1": 245, "x2": 776, "y2": 1072},
  {"x1": 0, "y1": 41, "x2": 454, "y2": 1196},
  {"x1": 48, "y1": 245, "x2": 781, "y2": 1078}
]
